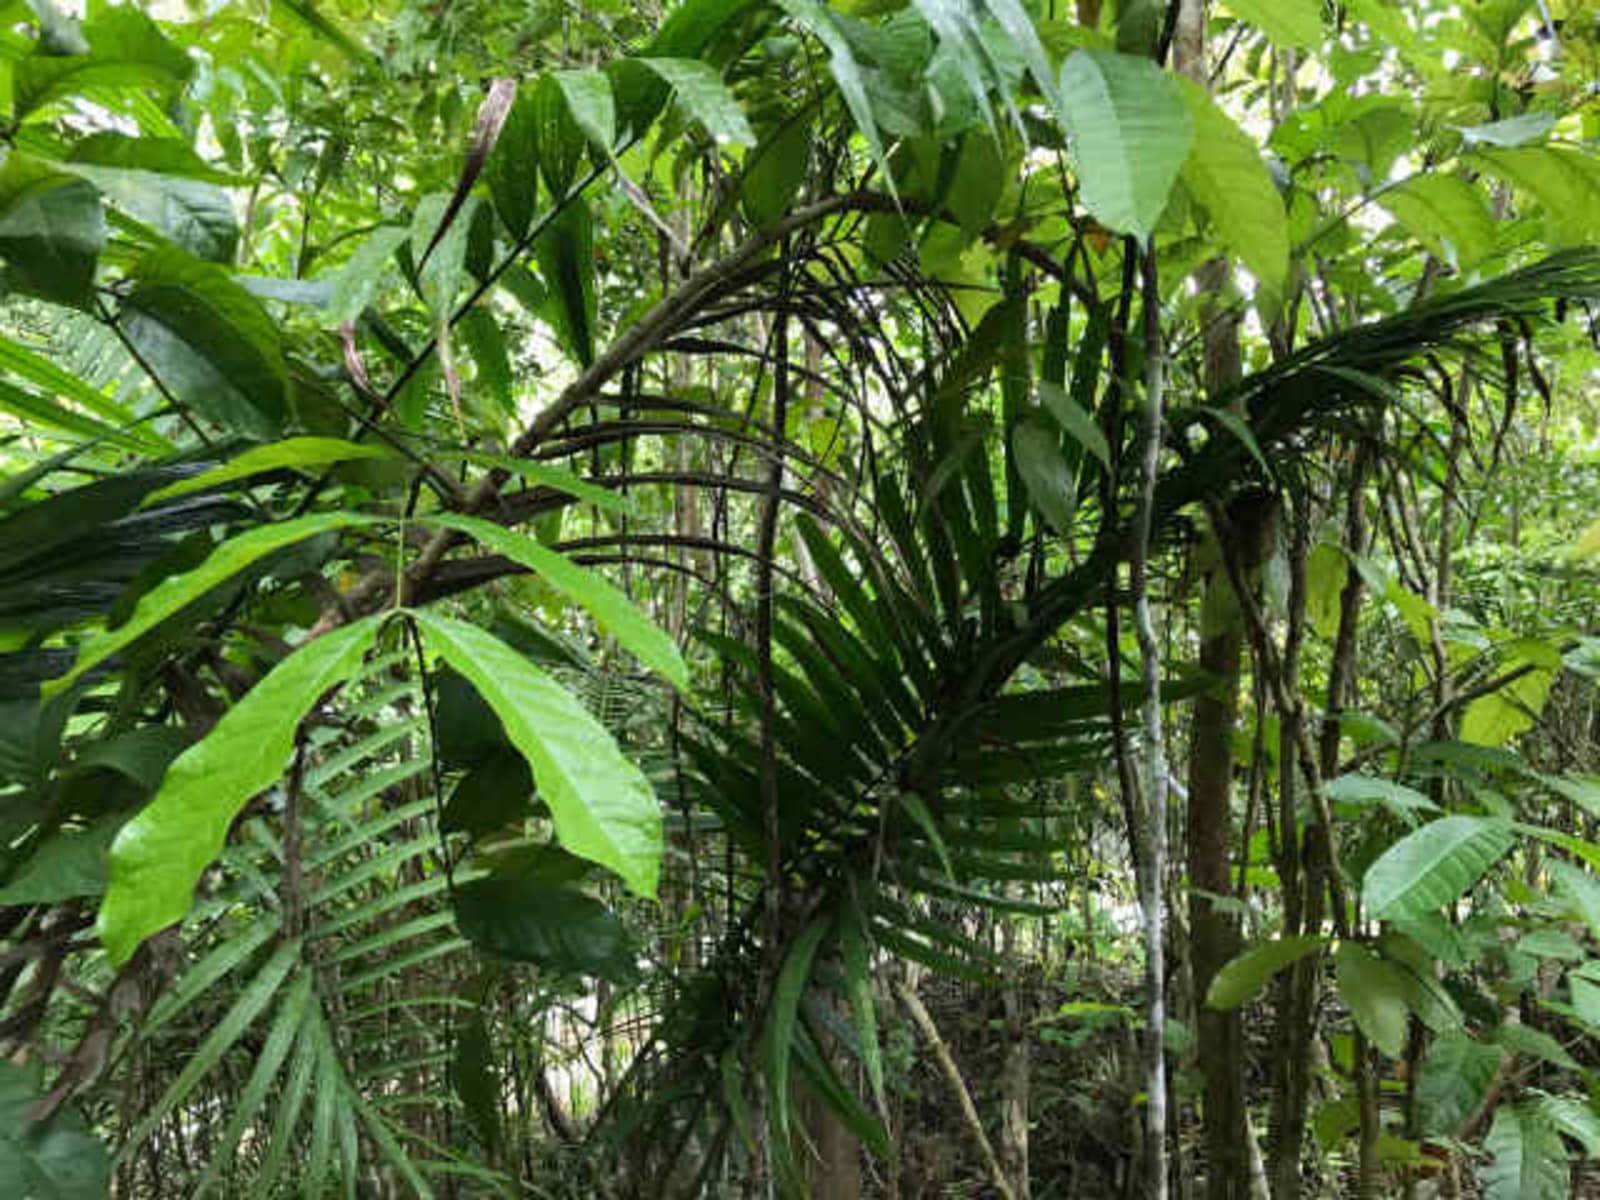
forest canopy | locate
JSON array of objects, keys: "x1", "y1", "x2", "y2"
[{"x1": 1, "y1": 0, "x2": 1599, "y2": 1197}]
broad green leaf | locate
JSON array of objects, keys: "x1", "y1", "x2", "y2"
[
  {"x1": 46, "y1": 512, "x2": 381, "y2": 696},
  {"x1": 410, "y1": 609, "x2": 662, "y2": 897},
  {"x1": 67, "y1": 133, "x2": 241, "y2": 184},
  {"x1": 70, "y1": 726, "x2": 189, "y2": 792},
  {"x1": 1385, "y1": 578, "x2": 1437, "y2": 644},
  {"x1": 1571, "y1": 972, "x2": 1600, "y2": 1027},
  {"x1": 1572, "y1": 518, "x2": 1600, "y2": 559},
  {"x1": 531, "y1": 75, "x2": 586, "y2": 198},
  {"x1": 1522, "y1": 824, "x2": 1600, "y2": 874},
  {"x1": 777, "y1": 0, "x2": 895, "y2": 198},
  {"x1": 1012, "y1": 417, "x2": 1077, "y2": 533},
  {"x1": 0, "y1": 814, "x2": 124, "y2": 904},
  {"x1": 553, "y1": 69, "x2": 616, "y2": 153},
  {"x1": 145, "y1": 438, "x2": 394, "y2": 503},
  {"x1": 1458, "y1": 113, "x2": 1556, "y2": 148},
  {"x1": 271, "y1": 0, "x2": 373, "y2": 64},
  {"x1": 452, "y1": 1011, "x2": 500, "y2": 1151},
  {"x1": 1038, "y1": 379, "x2": 1111, "y2": 468},
  {"x1": 237, "y1": 275, "x2": 331, "y2": 307},
  {"x1": 1417, "y1": 1032, "x2": 1502, "y2": 1134},
  {"x1": 411, "y1": 192, "x2": 478, "y2": 316},
  {"x1": 1378, "y1": 933, "x2": 1461, "y2": 1034},
  {"x1": 1362, "y1": 816, "x2": 1517, "y2": 922},
  {"x1": 1549, "y1": 860, "x2": 1600, "y2": 938},
  {"x1": 1472, "y1": 147, "x2": 1600, "y2": 246},
  {"x1": 13, "y1": 7, "x2": 191, "y2": 121},
  {"x1": 639, "y1": 58, "x2": 755, "y2": 146},
  {"x1": 423, "y1": 513, "x2": 687, "y2": 690},
  {"x1": 1305, "y1": 542, "x2": 1346, "y2": 638},
  {"x1": 534, "y1": 198, "x2": 596, "y2": 366},
  {"x1": 1221, "y1": 0, "x2": 1323, "y2": 48},
  {"x1": 1206, "y1": 936, "x2": 1326, "y2": 1009},
  {"x1": 1462, "y1": 665, "x2": 1554, "y2": 747},
  {"x1": 121, "y1": 244, "x2": 290, "y2": 440},
  {"x1": 1059, "y1": 49, "x2": 1192, "y2": 237},
  {"x1": 1497, "y1": 1022, "x2": 1580, "y2": 1071},
  {"x1": 1338, "y1": 711, "x2": 1401, "y2": 748},
  {"x1": 1482, "y1": 1103, "x2": 1569, "y2": 1200},
  {"x1": 486, "y1": 88, "x2": 541, "y2": 238},
  {"x1": 1342, "y1": 0, "x2": 1414, "y2": 60},
  {"x1": 441, "y1": 750, "x2": 533, "y2": 837},
  {"x1": 1176, "y1": 77, "x2": 1289, "y2": 302},
  {"x1": 1334, "y1": 942, "x2": 1410, "y2": 1057},
  {"x1": 0, "y1": 1060, "x2": 110, "y2": 1200},
  {"x1": 945, "y1": 133, "x2": 1005, "y2": 241},
  {"x1": 98, "y1": 617, "x2": 379, "y2": 964},
  {"x1": 741, "y1": 113, "x2": 812, "y2": 227},
  {"x1": 1379, "y1": 174, "x2": 1496, "y2": 269},
  {"x1": 1539, "y1": 773, "x2": 1600, "y2": 817},
  {"x1": 453, "y1": 876, "x2": 637, "y2": 981},
  {"x1": 1324, "y1": 773, "x2": 1440, "y2": 823},
  {"x1": 457, "y1": 307, "x2": 514, "y2": 421},
  {"x1": 1535, "y1": 1095, "x2": 1600, "y2": 1156},
  {"x1": 1523, "y1": 927, "x2": 1587, "y2": 964},
  {"x1": 0, "y1": 156, "x2": 105, "y2": 308},
  {"x1": 66, "y1": 163, "x2": 237, "y2": 262},
  {"x1": 326, "y1": 225, "x2": 409, "y2": 325}
]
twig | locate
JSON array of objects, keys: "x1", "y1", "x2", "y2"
[{"x1": 893, "y1": 980, "x2": 1017, "y2": 1200}]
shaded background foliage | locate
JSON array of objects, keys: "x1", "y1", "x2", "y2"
[{"x1": 0, "y1": 0, "x2": 1598, "y2": 1198}]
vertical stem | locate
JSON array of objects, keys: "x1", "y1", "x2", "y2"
[
  {"x1": 757, "y1": 277, "x2": 789, "y2": 952},
  {"x1": 753, "y1": 251, "x2": 791, "y2": 1194},
  {"x1": 1131, "y1": 237, "x2": 1169, "y2": 1200},
  {"x1": 282, "y1": 734, "x2": 308, "y2": 941},
  {"x1": 1355, "y1": 1030, "x2": 1381, "y2": 1199}
]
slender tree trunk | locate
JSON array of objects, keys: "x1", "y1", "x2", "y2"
[
  {"x1": 1131, "y1": 238, "x2": 1170, "y2": 1200},
  {"x1": 1166, "y1": 9, "x2": 1256, "y2": 1187},
  {"x1": 752, "y1": 258, "x2": 793, "y2": 1200},
  {"x1": 998, "y1": 910, "x2": 1032, "y2": 1199},
  {"x1": 800, "y1": 1020, "x2": 863, "y2": 1200},
  {"x1": 1270, "y1": 520, "x2": 1316, "y2": 1200},
  {"x1": 1187, "y1": 554, "x2": 1250, "y2": 1199},
  {"x1": 1271, "y1": 447, "x2": 1372, "y2": 1196}
]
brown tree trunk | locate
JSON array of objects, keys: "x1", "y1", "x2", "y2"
[
  {"x1": 998, "y1": 911, "x2": 1031, "y2": 1199},
  {"x1": 1170, "y1": 0, "x2": 1254, "y2": 1157},
  {"x1": 1188, "y1": 571, "x2": 1250, "y2": 1199},
  {"x1": 801, "y1": 1083, "x2": 862, "y2": 1200}
]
